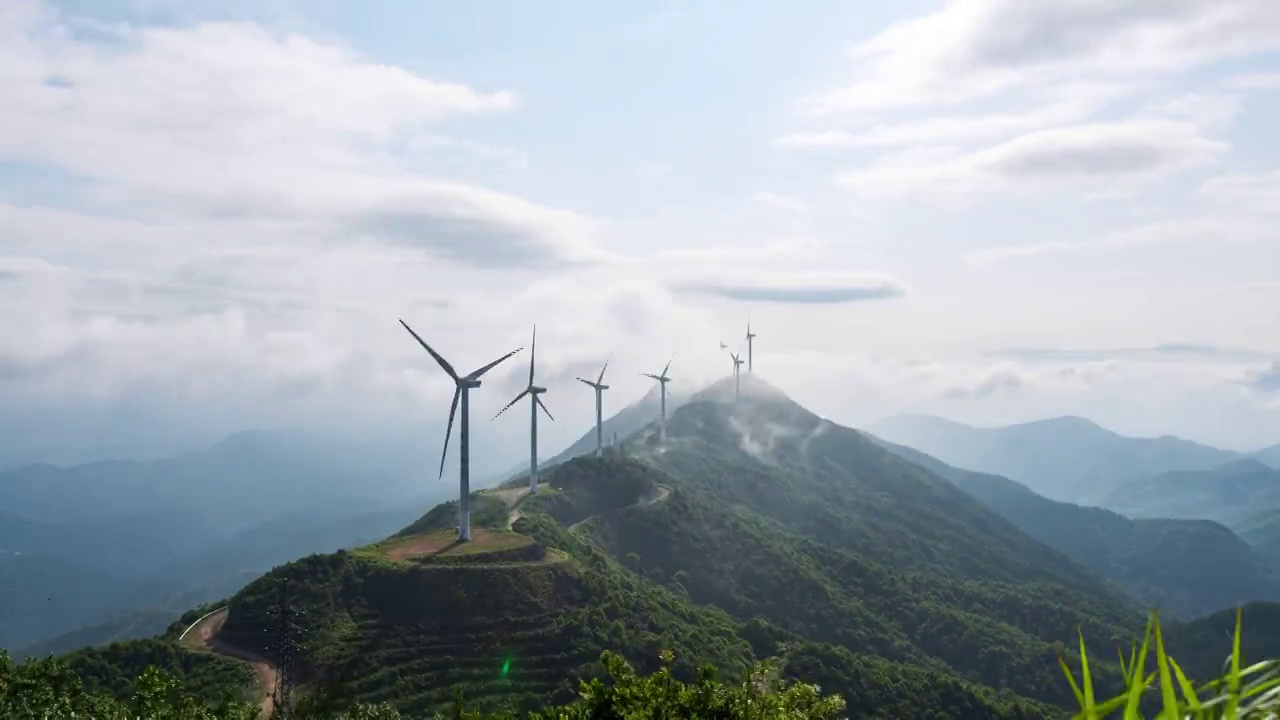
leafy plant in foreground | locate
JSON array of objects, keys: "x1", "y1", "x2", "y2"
[{"x1": 1060, "y1": 609, "x2": 1280, "y2": 719}]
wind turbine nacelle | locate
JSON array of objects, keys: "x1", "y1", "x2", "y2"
[
  {"x1": 531, "y1": 385, "x2": 547, "y2": 394},
  {"x1": 460, "y1": 378, "x2": 483, "y2": 389},
  {"x1": 598, "y1": 384, "x2": 610, "y2": 390}
]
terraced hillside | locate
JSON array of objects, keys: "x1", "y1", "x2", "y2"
[{"x1": 211, "y1": 468, "x2": 750, "y2": 717}]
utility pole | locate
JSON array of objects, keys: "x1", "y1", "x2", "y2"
[{"x1": 263, "y1": 577, "x2": 306, "y2": 719}]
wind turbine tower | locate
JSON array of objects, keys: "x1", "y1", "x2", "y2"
[
  {"x1": 729, "y1": 351, "x2": 744, "y2": 400},
  {"x1": 494, "y1": 325, "x2": 554, "y2": 495},
  {"x1": 643, "y1": 357, "x2": 674, "y2": 442},
  {"x1": 745, "y1": 316, "x2": 757, "y2": 373},
  {"x1": 576, "y1": 359, "x2": 610, "y2": 457},
  {"x1": 399, "y1": 319, "x2": 522, "y2": 542}
]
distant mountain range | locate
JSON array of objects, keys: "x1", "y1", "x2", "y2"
[
  {"x1": 868, "y1": 413, "x2": 1272, "y2": 506},
  {"x1": 868, "y1": 437, "x2": 1280, "y2": 618},
  {"x1": 1104, "y1": 459, "x2": 1280, "y2": 527},
  {"x1": 0, "y1": 430, "x2": 439, "y2": 651}
]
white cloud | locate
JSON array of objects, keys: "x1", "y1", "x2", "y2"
[
  {"x1": 5, "y1": 0, "x2": 1280, "y2": 464},
  {"x1": 1224, "y1": 72, "x2": 1280, "y2": 90},
  {"x1": 666, "y1": 270, "x2": 909, "y2": 305},
  {"x1": 1199, "y1": 169, "x2": 1280, "y2": 212},
  {"x1": 1243, "y1": 361, "x2": 1280, "y2": 394},
  {"x1": 1152, "y1": 92, "x2": 1243, "y2": 131},
  {"x1": 804, "y1": 0, "x2": 1280, "y2": 116},
  {"x1": 837, "y1": 120, "x2": 1225, "y2": 203},
  {"x1": 0, "y1": 1, "x2": 606, "y2": 269},
  {"x1": 776, "y1": 82, "x2": 1125, "y2": 151},
  {"x1": 752, "y1": 191, "x2": 810, "y2": 213},
  {"x1": 963, "y1": 214, "x2": 1275, "y2": 265}
]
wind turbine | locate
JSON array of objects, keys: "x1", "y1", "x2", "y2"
[
  {"x1": 494, "y1": 325, "x2": 554, "y2": 495},
  {"x1": 576, "y1": 358, "x2": 610, "y2": 457},
  {"x1": 643, "y1": 356, "x2": 674, "y2": 442},
  {"x1": 728, "y1": 350, "x2": 744, "y2": 400},
  {"x1": 745, "y1": 315, "x2": 757, "y2": 373},
  {"x1": 399, "y1": 319, "x2": 522, "y2": 542}
]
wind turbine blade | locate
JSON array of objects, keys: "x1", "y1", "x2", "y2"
[
  {"x1": 596, "y1": 358, "x2": 609, "y2": 385},
  {"x1": 528, "y1": 325, "x2": 536, "y2": 386},
  {"x1": 492, "y1": 388, "x2": 530, "y2": 420},
  {"x1": 399, "y1": 319, "x2": 458, "y2": 381},
  {"x1": 470, "y1": 347, "x2": 523, "y2": 379},
  {"x1": 662, "y1": 354, "x2": 673, "y2": 377},
  {"x1": 643, "y1": 373, "x2": 661, "y2": 381},
  {"x1": 576, "y1": 377, "x2": 595, "y2": 387},
  {"x1": 719, "y1": 341, "x2": 727, "y2": 350},
  {"x1": 439, "y1": 388, "x2": 460, "y2": 479},
  {"x1": 535, "y1": 396, "x2": 554, "y2": 422}
]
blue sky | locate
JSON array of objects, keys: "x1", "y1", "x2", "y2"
[{"x1": 3, "y1": 0, "x2": 1280, "y2": 468}]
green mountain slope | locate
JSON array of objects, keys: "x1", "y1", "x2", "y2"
[
  {"x1": 1233, "y1": 509, "x2": 1280, "y2": 568},
  {"x1": 206, "y1": 453, "x2": 1057, "y2": 718},
  {"x1": 872, "y1": 438, "x2": 1280, "y2": 618},
  {"x1": 1106, "y1": 459, "x2": 1280, "y2": 526},
  {"x1": 869, "y1": 414, "x2": 1241, "y2": 505},
  {"x1": 74, "y1": 377, "x2": 1279, "y2": 718}
]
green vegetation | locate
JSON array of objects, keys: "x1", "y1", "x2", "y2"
[
  {"x1": 21, "y1": 383, "x2": 1280, "y2": 718},
  {"x1": 12, "y1": 616, "x2": 1280, "y2": 718},
  {"x1": 878, "y1": 439, "x2": 1280, "y2": 618},
  {"x1": 59, "y1": 636, "x2": 257, "y2": 705},
  {"x1": 3, "y1": 647, "x2": 848, "y2": 719},
  {"x1": 1060, "y1": 609, "x2": 1280, "y2": 719}
]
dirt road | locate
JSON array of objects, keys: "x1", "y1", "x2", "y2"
[
  {"x1": 487, "y1": 485, "x2": 531, "y2": 529},
  {"x1": 181, "y1": 607, "x2": 278, "y2": 716}
]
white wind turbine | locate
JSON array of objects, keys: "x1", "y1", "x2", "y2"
[
  {"x1": 643, "y1": 356, "x2": 674, "y2": 442},
  {"x1": 745, "y1": 315, "x2": 757, "y2": 373},
  {"x1": 493, "y1": 325, "x2": 554, "y2": 495},
  {"x1": 728, "y1": 350, "x2": 744, "y2": 400},
  {"x1": 576, "y1": 358, "x2": 610, "y2": 457},
  {"x1": 399, "y1": 319, "x2": 522, "y2": 542}
]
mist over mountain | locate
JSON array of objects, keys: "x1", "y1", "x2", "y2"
[
  {"x1": 0, "y1": 430, "x2": 446, "y2": 651},
  {"x1": 869, "y1": 413, "x2": 1247, "y2": 505},
  {"x1": 544, "y1": 382, "x2": 688, "y2": 466},
  {"x1": 1257, "y1": 444, "x2": 1280, "y2": 468}
]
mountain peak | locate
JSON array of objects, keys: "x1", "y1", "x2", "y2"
[
  {"x1": 689, "y1": 373, "x2": 795, "y2": 406},
  {"x1": 1012, "y1": 415, "x2": 1108, "y2": 434}
]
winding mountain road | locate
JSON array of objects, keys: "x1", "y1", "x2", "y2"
[
  {"x1": 569, "y1": 485, "x2": 671, "y2": 532},
  {"x1": 180, "y1": 607, "x2": 278, "y2": 716}
]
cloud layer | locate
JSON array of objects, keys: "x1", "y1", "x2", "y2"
[{"x1": 3, "y1": 0, "x2": 1280, "y2": 468}]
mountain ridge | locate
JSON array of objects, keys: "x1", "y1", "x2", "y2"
[
  {"x1": 866, "y1": 434, "x2": 1280, "y2": 618},
  {"x1": 868, "y1": 412, "x2": 1248, "y2": 505}
]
